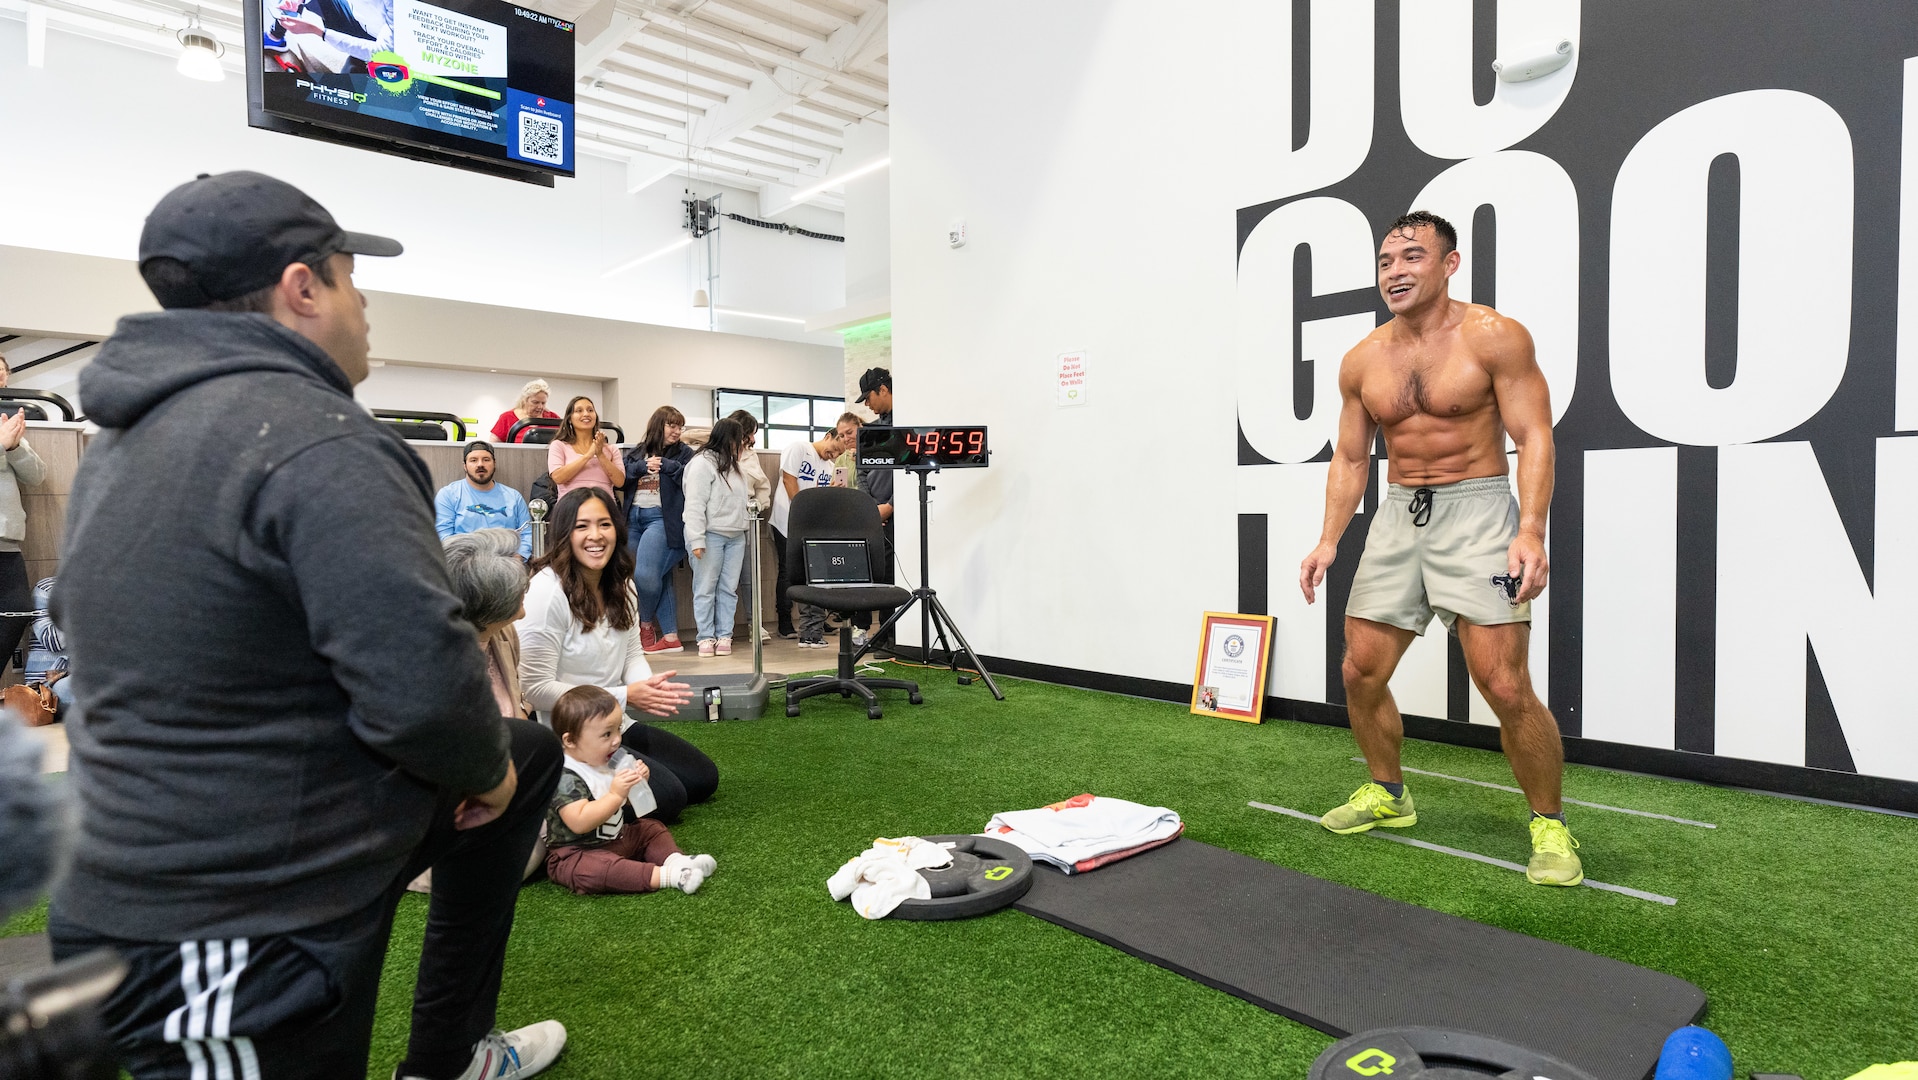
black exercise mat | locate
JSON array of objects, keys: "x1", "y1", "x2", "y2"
[{"x1": 1013, "y1": 838, "x2": 1703, "y2": 1080}]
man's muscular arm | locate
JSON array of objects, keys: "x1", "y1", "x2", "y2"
[
  {"x1": 1480, "y1": 315, "x2": 1553, "y2": 603},
  {"x1": 1300, "y1": 346, "x2": 1379, "y2": 604}
]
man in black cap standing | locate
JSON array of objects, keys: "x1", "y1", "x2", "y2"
[
  {"x1": 853, "y1": 366, "x2": 896, "y2": 652},
  {"x1": 49, "y1": 172, "x2": 567, "y2": 1079}
]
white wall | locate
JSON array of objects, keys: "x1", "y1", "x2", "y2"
[
  {"x1": 891, "y1": 1, "x2": 1239, "y2": 679},
  {"x1": 0, "y1": 20, "x2": 846, "y2": 346},
  {"x1": 353, "y1": 366, "x2": 604, "y2": 437},
  {"x1": 0, "y1": 245, "x2": 849, "y2": 431}
]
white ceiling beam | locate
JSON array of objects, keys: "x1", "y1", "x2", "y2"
[
  {"x1": 702, "y1": 0, "x2": 833, "y2": 41},
  {"x1": 618, "y1": 43, "x2": 754, "y2": 89},
  {"x1": 770, "y1": 110, "x2": 842, "y2": 137},
  {"x1": 598, "y1": 54, "x2": 731, "y2": 102},
  {"x1": 749, "y1": 124, "x2": 839, "y2": 154},
  {"x1": 576, "y1": 90, "x2": 688, "y2": 128},
  {"x1": 579, "y1": 79, "x2": 708, "y2": 118},
  {"x1": 575, "y1": 100, "x2": 681, "y2": 138},
  {"x1": 575, "y1": 9, "x2": 644, "y2": 75},
  {"x1": 791, "y1": 96, "x2": 864, "y2": 125},
  {"x1": 807, "y1": 80, "x2": 885, "y2": 112},
  {"x1": 624, "y1": 0, "x2": 886, "y2": 99},
  {"x1": 786, "y1": 0, "x2": 862, "y2": 24},
  {"x1": 729, "y1": 136, "x2": 820, "y2": 167},
  {"x1": 640, "y1": 21, "x2": 771, "y2": 73}
]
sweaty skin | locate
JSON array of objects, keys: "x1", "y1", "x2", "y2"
[
  {"x1": 1299, "y1": 224, "x2": 1554, "y2": 606},
  {"x1": 1294, "y1": 222, "x2": 1566, "y2": 816}
]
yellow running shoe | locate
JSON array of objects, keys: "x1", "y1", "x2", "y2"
[
  {"x1": 1319, "y1": 782, "x2": 1417, "y2": 834},
  {"x1": 1526, "y1": 816, "x2": 1583, "y2": 886}
]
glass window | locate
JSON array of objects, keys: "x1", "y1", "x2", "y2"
[
  {"x1": 767, "y1": 395, "x2": 812, "y2": 427},
  {"x1": 716, "y1": 391, "x2": 763, "y2": 423},
  {"x1": 766, "y1": 427, "x2": 810, "y2": 452}
]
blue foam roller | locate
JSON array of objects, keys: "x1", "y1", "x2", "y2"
[{"x1": 1655, "y1": 1026, "x2": 1733, "y2": 1080}]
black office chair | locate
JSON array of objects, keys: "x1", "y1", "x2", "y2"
[{"x1": 784, "y1": 487, "x2": 921, "y2": 719}]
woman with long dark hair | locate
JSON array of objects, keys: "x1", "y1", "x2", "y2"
[
  {"x1": 682, "y1": 417, "x2": 755, "y2": 656},
  {"x1": 547, "y1": 395, "x2": 624, "y2": 499},
  {"x1": 620, "y1": 405, "x2": 695, "y2": 653},
  {"x1": 518, "y1": 487, "x2": 716, "y2": 821}
]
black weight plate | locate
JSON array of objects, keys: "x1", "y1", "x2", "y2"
[
  {"x1": 1310, "y1": 1027, "x2": 1599, "y2": 1080},
  {"x1": 888, "y1": 834, "x2": 1034, "y2": 921}
]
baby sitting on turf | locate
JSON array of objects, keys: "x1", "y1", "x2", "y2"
[{"x1": 545, "y1": 685, "x2": 716, "y2": 894}]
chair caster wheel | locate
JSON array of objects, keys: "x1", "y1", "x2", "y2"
[
  {"x1": 867, "y1": 706, "x2": 884, "y2": 720},
  {"x1": 785, "y1": 702, "x2": 800, "y2": 717},
  {"x1": 909, "y1": 693, "x2": 923, "y2": 705}
]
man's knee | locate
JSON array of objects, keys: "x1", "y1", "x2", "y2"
[
  {"x1": 509, "y1": 720, "x2": 562, "y2": 797},
  {"x1": 1477, "y1": 664, "x2": 1536, "y2": 714},
  {"x1": 1341, "y1": 652, "x2": 1391, "y2": 695}
]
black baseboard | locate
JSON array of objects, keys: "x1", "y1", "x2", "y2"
[{"x1": 917, "y1": 649, "x2": 1918, "y2": 815}]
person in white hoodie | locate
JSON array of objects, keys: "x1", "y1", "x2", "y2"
[{"x1": 682, "y1": 417, "x2": 754, "y2": 657}]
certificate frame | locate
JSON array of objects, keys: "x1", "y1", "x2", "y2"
[{"x1": 1190, "y1": 611, "x2": 1275, "y2": 723}]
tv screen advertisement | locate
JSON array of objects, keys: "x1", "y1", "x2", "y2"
[{"x1": 247, "y1": 0, "x2": 574, "y2": 184}]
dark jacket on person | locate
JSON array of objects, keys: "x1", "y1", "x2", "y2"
[
  {"x1": 622, "y1": 441, "x2": 696, "y2": 552},
  {"x1": 863, "y1": 409, "x2": 895, "y2": 512},
  {"x1": 53, "y1": 310, "x2": 510, "y2": 941}
]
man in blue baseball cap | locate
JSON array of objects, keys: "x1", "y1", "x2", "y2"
[{"x1": 49, "y1": 172, "x2": 567, "y2": 1079}]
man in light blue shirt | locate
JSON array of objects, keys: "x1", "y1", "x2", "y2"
[{"x1": 435, "y1": 440, "x2": 532, "y2": 558}]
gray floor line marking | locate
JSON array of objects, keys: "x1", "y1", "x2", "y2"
[
  {"x1": 1247, "y1": 801, "x2": 1679, "y2": 906},
  {"x1": 1351, "y1": 758, "x2": 1717, "y2": 828}
]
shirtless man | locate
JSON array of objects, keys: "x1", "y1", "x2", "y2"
[{"x1": 1297, "y1": 210, "x2": 1581, "y2": 887}]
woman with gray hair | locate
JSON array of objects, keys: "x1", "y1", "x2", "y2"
[
  {"x1": 443, "y1": 527, "x2": 534, "y2": 718},
  {"x1": 490, "y1": 378, "x2": 558, "y2": 442},
  {"x1": 413, "y1": 528, "x2": 541, "y2": 894}
]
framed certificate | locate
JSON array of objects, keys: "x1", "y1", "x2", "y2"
[{"x1": 1191, "y1": 612, "x2": 1275, "y2": 723}]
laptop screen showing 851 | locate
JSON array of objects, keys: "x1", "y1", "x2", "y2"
[{"x1": 803, "y1": 539, "x2": 873, "y2": 588}]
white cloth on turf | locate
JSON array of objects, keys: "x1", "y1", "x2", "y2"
[
  {"x1": 983, "y1": 794, "x2": 1182, "y2": 872},
  {"x1": 826, "y1": 836, "x2": 954, "y2": 919}
]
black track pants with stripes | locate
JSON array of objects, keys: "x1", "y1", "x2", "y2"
[{"x1": 49, "y1": 720, "x2": 562, "y2": 1080}]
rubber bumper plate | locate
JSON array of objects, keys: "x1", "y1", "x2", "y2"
[
  {"x1": 1310, "y1": 1027, "x2": 1600, "y2": 1080},
  {"x1": 887, "y1": 834, "x2": 1034, "y2": 921}
]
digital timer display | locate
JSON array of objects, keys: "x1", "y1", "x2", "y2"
[{"x1": 856, "y1": 426, "x2": 990, "y2": 469}]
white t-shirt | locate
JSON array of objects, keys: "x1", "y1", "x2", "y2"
[
  {"x1": 770, "y1": 440, "x2": 836, "y2": 535},
  {"x1": 516, "y1": 567, "x2": 652, "y2": 727}
]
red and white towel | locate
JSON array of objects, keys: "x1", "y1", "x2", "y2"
[{"x1": 984, "y1": 793, "x2": 1184, "y2": 874}]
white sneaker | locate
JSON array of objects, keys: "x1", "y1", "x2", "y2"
[
  {"x1": 851, "y1": 629, "x2": 869, "y2": 648},
  {"x1": 758, "y1": 626, "x2": 772, "y2": 643},
  {"x1": 396, "y1": 1021, "x2": 566, "y2": 1080}
]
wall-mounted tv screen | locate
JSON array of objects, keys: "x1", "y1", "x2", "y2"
[{"x1": 245, "y1": 0, "x2": 575, "y2": 186}]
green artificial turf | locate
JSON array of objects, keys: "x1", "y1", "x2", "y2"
[{"x1": 11, "y1": 670, "x2": 1917, "y2": 1078}]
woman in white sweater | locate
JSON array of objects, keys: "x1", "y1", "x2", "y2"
[
  {"x1": 519, "y1": 487, "x2": 717, "y2": 821},
  {"x1": 682, "y1": 417, "x2": 755, "y2": 656}
]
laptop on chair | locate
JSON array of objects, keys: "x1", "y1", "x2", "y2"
[{"x1": 803, "y1": 539, "x2": 874, "y2": 588}]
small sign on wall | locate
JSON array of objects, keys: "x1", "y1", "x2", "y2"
[{"x1": 1057, "y1": 350, "x2": 1087, "y2": 406}]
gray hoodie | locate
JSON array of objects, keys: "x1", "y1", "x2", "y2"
[{"x1": 53, "y1": 310, "x2": 508, "y2": 940}]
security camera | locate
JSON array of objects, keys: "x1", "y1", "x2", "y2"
[{"x1": 1492, "y1": 39, "x2": 1574, "y2": 83}]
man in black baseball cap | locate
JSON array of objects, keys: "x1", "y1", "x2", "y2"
[
  {"x1": 851, "y1": 366, "x2": 896, "y2": 650},
  {"x1": 51, "y1": 172, "x2": 567, "y2": 1079}
]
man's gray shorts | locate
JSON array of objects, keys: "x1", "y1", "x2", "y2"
[{"x1": 1346, "y1": 476, "x2": 1531, "y2": 635}]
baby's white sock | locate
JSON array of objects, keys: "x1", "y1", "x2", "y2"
[
  {"x1": 691, "y1": 854, "x2": 717, "y2": 876},
  {"x1": 660, "y1": 852, "x2": 704, "y2": 893}
]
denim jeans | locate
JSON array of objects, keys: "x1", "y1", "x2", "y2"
[
  {"x1": 690, "y1": 530, "x2": 747, "y2": 641},
  {"x1": 630, "y1": 504, "x2": 679, "y2": 634}
]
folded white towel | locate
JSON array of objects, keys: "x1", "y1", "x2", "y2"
[{"x1": 826, "y1": 836, "x2": 955, "y2": 919}]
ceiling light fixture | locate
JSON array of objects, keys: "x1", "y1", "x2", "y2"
[
  {"x1": 786, "y1": 156, "x2": 890, "y2": 206},
  {"x1": 176, "y1": 15, "x2": 225, "y2": 82},
  {"x1": 600, "y1": 235, "x2": 692, "y2": 278},
  {"x1": 714, "y1": 307, "x2": 805, "y2": 325}
]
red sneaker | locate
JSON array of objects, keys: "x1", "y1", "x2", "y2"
[
  {"x1": 645, "y1": 633, "x2": 682, "y2": 653},
  {"x1": 639, "y1": 621, "x2": 658, "y2": 650}
]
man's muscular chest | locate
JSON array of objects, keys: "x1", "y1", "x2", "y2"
[{"x1": 1360, "y1": 346, "x2": 1495, "y2": 426}]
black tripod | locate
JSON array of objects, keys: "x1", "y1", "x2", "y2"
[{"x1": 857, "y1": 463, "x2": 1004, "y2": 700}]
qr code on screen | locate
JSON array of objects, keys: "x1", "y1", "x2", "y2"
[{"x1": 518, "y1": 112, "x2": 563, "y2": 165}]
